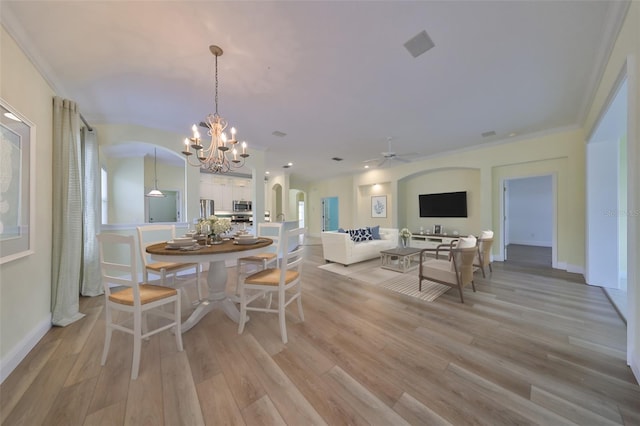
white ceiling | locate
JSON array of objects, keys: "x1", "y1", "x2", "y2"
[{"x1": 1, "y1": 1, "x2": 628, "y2": 181}]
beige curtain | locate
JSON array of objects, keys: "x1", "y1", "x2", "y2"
[
  {"x1": 81, "y1": 127, "x2": 102, "y2": 296},
  {"x1": 51, "y1": 97, "x2": 85, "y2": 326}
]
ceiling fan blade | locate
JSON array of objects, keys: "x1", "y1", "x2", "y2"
[
  {"x1": 363, "y1": 158, "x2": 381, "y2": 164},
  {"x1": 377, "y1": 158, "x2": 388, "y2": 167},
  {"x1": 394, "y1": 157, "x2": 410, "y2": 163}
]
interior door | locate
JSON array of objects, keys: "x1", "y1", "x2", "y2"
[{"x1": 322, "y1": 197, "x2": 339, "y2": 231}]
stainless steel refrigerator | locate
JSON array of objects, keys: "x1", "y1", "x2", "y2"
[{"x1": 200, "y1": 199, "x2": 214, "y2": 218}]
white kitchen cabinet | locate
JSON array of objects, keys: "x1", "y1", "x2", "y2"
[{"x1": 199, "y1": 173, "x2": 252, "y2": 212}]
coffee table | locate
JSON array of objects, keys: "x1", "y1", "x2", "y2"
[{"x1": 380, "y1": 247, "x2": 422, "y2": 273}]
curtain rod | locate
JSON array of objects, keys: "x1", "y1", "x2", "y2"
[{"x1": 80, "y1": 113, "x2": 93, "y2": 132}]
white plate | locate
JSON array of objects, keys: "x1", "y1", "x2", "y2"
[
  {"x1": 167, "y1": 239, "x2": 197, "y2": 247},
  {"x1": 173, "y1": 237, "x2": 194, "y2": 242},
  {"x1": 235, "y1": 238, "x2": 259, "y2": 245}
]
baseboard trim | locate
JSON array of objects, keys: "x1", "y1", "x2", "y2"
[
  {"x1": 0, "y1": 314, "x2": 51, "y2": 384},
  {"x1": 630, "y1": 352, "x2": 640, "y2": 385},
  {"x1": 508, "y1": 240, "x2": 552, "y2": 247},
  {"x1": 566, "y1": 263, "x2": 585, "y2": 274}
]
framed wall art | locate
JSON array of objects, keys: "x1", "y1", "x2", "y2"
[
  {"x1": 371, "y1": 195, "x2": 387, "y2": 218},
  {"x1": 0, "y1": 99, "x2": 36, "y2": 264}
]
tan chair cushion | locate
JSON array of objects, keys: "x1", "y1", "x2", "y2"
[
  {"x1": 239, "y1": 252, "x2": 277, "y2": 263},
  {"x1": 108, "y1": 284, "x2": 177, "y2": 306},
  {"x1": 146, "y1": 261, "x2": 197, "y2": 272},
  {"x1": 244, "y1": 268, "x2": 300, "y2": 286},
  {"x1": 421, "y1": 261, "x2": 457, "y2": 285}
]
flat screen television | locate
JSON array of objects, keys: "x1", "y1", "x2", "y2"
[{"x1": 419, "y1": 191, "x2": 468, "y2": 218}]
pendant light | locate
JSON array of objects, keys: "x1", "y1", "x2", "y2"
[{"x1": 146, "y1": 148, "x2": 166, "y2": 198}]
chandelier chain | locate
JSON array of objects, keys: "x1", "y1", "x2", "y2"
[{"x1": 214, "y1": 53, "x2": 219, "y2": 116}]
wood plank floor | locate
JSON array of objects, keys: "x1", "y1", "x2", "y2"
[
  {"x1": 2, "y1": 238, "x2": 638, "y2": 425},
  {"x1": 505, "y1": 244, "x2": 552, "y2": 268}
]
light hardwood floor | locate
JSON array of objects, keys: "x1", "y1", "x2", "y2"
[{"x1": 2, "y1": 239, "x2": 638, "y2": 425}]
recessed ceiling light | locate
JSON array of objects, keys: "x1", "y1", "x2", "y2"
[
  {"x1": 508, "y1": 132, "x2": 517, "y2": 137},
  {"x1": 287, "y1": 162, "x2": 293, "y2": 166},
  {"x1": 265, "y1": 171, "x2": 270, "y2": 175},
  {"x1": 364, "y1": 165, "x2": 370, "y2": 169}
]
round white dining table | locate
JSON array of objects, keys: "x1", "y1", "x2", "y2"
[{"x1": 146, "y1": 237, "x2": 273, "y2": 333}]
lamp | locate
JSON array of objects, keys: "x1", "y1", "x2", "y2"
[
  {"x1": 146, "y1": 148, "x2": 165, "y2": 198},
  {"x1": 182, "y1": 45, "x2": 249, "y2": 173}
]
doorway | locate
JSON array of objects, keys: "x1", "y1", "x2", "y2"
[
  {"x1": 586, "y1": 75, "x2": 628, "y2": 319},
  {"x1": 503, "y1": 175, "x2": 555, "y2": 268},
  {"x1": 322, "y1": 197, "x2": 339, "y2": 231}
]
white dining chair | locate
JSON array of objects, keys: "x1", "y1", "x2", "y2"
[
  {"x1": 237, "y1": 227, "x2": 306, "y2": 344},
  {"x1": 97, "y1": 233, "x2": 183, "y2": 380},
  {"x1": 136, "y1": 224, "x2": 203, "y2": 304},
  {"x1": 235, "y1": 222, "x2": 284, "y2": 295}
]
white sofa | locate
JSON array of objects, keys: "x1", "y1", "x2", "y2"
[{"x1": 321, "y1": 228, "x2": 399, "y2": 266}]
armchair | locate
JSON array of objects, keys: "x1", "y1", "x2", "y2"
[
  {"x1": 474, "y1": 230, "x2": 494, "y2": 278},
  {"x1": 419, "y1": 236, "x2": 477, "y2": 303}
]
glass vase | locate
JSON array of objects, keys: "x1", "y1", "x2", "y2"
[{"x1": 210, "y1": 234, "x2": 223, "y2": 245}]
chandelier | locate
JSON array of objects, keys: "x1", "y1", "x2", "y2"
[{"x1": 182, "y1": 45, "x2": 248, "y2": 173}]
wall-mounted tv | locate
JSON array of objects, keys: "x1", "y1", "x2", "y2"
[{"x1": 419, "y1": 191, "x2": 468, "y2": 218}]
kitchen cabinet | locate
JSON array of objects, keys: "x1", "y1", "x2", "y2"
[{"x1": 199, "y1": 173, "x2": 251, "y2": 212}]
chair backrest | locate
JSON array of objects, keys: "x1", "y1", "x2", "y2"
[
  {"x1": 257, "y1": 222, "x2": 284, "y2": 257},
  {"x1": 451, "y1": 246, "x2": 477, "y2": 286},
  {"x1": 278, "y1": 227, "x2": 306, "y2": 284},
  {"x1": 136, "y1": 224, "x2": 177, "y2": 267},
  {"x1": 97, "y1": 233, "x2": 143, "y2": 304},
  {"x1": 477, "y1": 237, "x2": 494, "y2": 267}
]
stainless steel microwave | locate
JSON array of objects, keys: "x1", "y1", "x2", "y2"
[{"x1": 233, "y1": 200, "x2": 251, "y2": 212}]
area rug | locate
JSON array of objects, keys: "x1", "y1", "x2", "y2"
[{"x1": 318, "y1": 260, "x2": 450, "y2": 302}]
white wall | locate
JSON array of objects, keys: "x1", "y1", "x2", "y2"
[
  {"x1": 507, "y1": 175, "x2": 553, "y2": 247},
  {"x1": 0, "y1": 27, "x2": 55, "y2": 381},
  {"x1": 108, "y1": 156, "x2": 144, "y2": 223}
]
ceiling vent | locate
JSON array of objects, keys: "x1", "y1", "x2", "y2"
[
  {"x1": 272, "y1": 130, "x2": 287, "y2": 137},
  {"x1": 332, "y1": 157, "x2": 343, "y2": 161},
  {"x1": 481, "y1": 130, "x2": 497, "y2": 138},
  {"x1": 404, "y1": 30, "x2": 435, "y2": 58}
]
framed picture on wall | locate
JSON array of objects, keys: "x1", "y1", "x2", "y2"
[
  {"x1": 433, "y1": 224, "x2": 442, "y2": 234},
  {"x1": 371, "y1": 195, "x2": 387, "y2": 218},
  {"x1": 0, "y1": 98, "x2": 36, "y2": 264}
]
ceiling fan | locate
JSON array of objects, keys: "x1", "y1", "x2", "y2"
[{"x1": 363, "y1": 137, "x2": 416, "y2": 167}]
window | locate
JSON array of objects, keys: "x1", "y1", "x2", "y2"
[{"x1": 101, "y1": 167, "x2": 108, "y2": 224}]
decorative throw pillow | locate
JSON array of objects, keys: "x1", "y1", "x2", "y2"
[
  {"x1": 451, "y1": 236, "x2": 477, "y2": 272},
  {"x1": 480, "y1": 230, "x2": 493, "y2": 240},
  {"x1": 349, "y1": 227, "x2": 373, "y2": 242},
  {"x1": 457, "y1": 236, "x2": 477, "y2": 249},
  {"x1": 367, "y1": 225, "x2": 381, "y2": 240}
]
